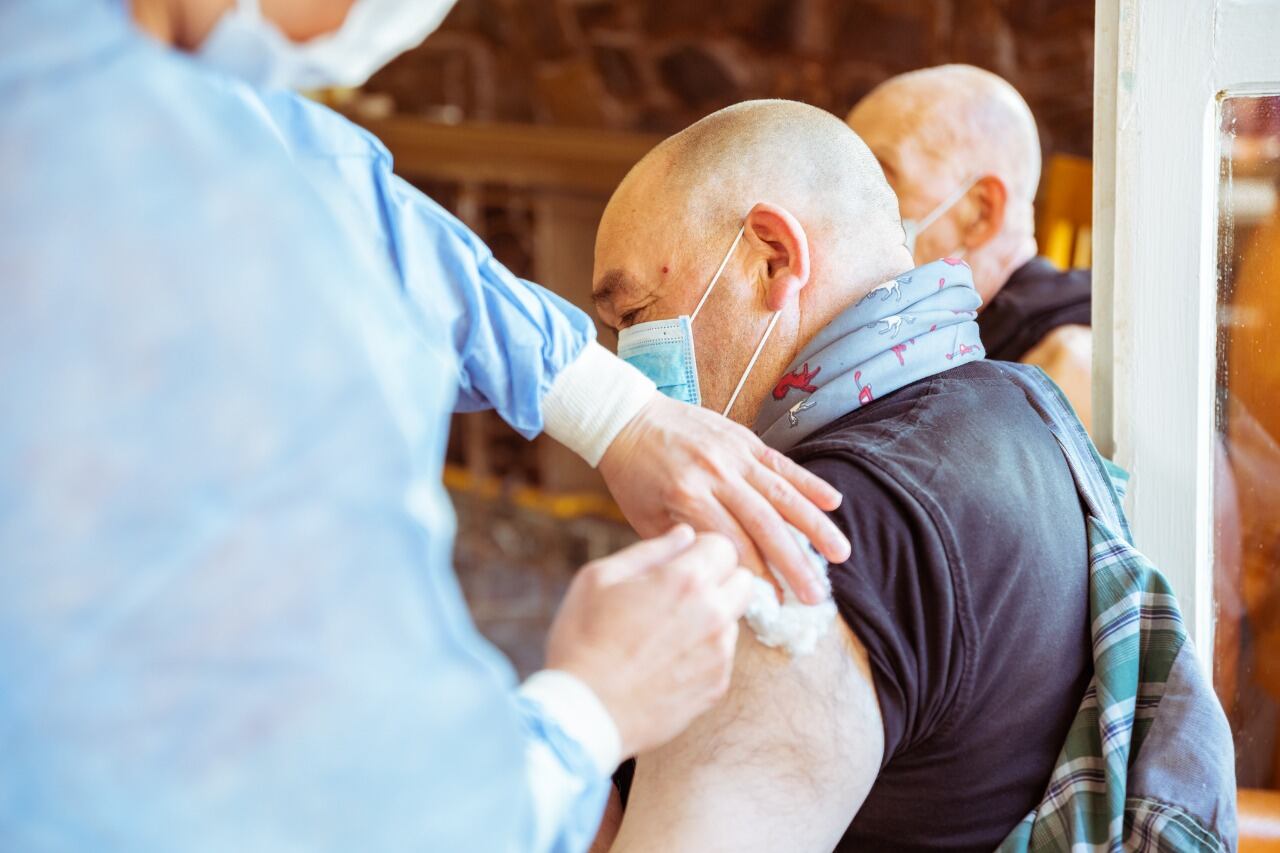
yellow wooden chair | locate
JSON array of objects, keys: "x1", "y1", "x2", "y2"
[
  {"x1": 1241, "y1": 788, "x2": 1280, "y2": 851},
  {"x1": 1036, "y1": 153, "x2": 1093, "y2": 271}
]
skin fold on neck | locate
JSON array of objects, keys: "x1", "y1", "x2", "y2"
[{"x1": 130, "y1": 0, "x2": 234, "y2": 51}]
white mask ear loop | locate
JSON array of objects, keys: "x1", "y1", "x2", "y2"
[
  {"x1": 691, "y1": 226, "x2": 746, "y2": 321},
  {"x1": 915, "y1": 173, "x2": 981, "y2": 235},
  {"x1": 722, "y1": 309, "x2": 781, "y2": 417},
  {"x1": 685, "y1": 224, "x2": 775, "y2": 418}
]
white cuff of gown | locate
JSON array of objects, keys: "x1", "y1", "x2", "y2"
[
  {"x1": 541, "y1": 340, "x2": 656, "y2": 468},
  {"x1": 519, "y1": 669, "x2": 622, "y2": 777}
]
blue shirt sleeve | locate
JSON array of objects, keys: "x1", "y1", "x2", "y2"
[
  {"x1": 379, "y1": 174, "x2": 597, "y2": 436},
  {"x1": 263, "y1": 92, "x2": 597, "y2": 439}
]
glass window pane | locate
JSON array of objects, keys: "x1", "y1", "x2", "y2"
[{"x1": 1215, "y1": 92, "x2": 1280, "y2": 790}]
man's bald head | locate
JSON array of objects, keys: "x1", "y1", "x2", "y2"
[
  {"x1": 619, "y1": 100, "x2": 903, "y2": 267},
  {"x1": 848, "y1": 65, "x2": 1041, "y2": 302},
  {"x1": 850, "y1": 64, "x2": 1041, "y2": 203},
  {"x1": 594, "y1": 99, "x2": 913, "y2": 423}
]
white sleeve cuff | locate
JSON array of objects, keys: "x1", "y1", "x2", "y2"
[
  {"x1": 519, "y1": 669, "x2": 622, "y2": 777},
  {"x1": 541, "y1": 340, "x2": 656, "y2": 467}
]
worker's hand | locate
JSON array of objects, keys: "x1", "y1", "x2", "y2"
[
  {"x1": 598, "y1": 392, "x2": 850, "y2": 605},
  {"x1": 546, "y1": 525, "x2": 756, "y2": 758}
]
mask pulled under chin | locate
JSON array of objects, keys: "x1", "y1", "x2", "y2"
[{"x1": 197, "y1": 0, "x2": 457, "y2": 91}]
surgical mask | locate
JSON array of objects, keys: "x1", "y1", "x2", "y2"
[
  {"x1": 902, "y1": 174, "x2": 979, "y2": 258},
  {"x1": 617, "y1": 226, "x2": 782, "y2": 417},
  {"x1": 197, "y1": 0, "x2": 456, "y2": 91}
]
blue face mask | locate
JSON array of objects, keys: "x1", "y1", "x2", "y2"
[
  {"x1": 615, "y1": 314, "x2": 703, "y2": 405},
  {"x1": 617, "y1": 226, "x2": 781, "y2": 417}
]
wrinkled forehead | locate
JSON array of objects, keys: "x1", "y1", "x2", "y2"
[
  {"x1": 593, "y1": 225, "x2": 688, "y2": 326},
  {"x1": 592, "y1": 183, "x2": 706, "y2": 317}
]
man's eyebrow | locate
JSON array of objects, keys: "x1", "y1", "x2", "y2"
[{"x1": 592, "y1": 268, "x2": 638, "y2": 306}]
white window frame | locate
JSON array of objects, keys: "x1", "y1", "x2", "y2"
[{"x1": 1093, "y1": 0, "x2": 1280, "y2": 668}]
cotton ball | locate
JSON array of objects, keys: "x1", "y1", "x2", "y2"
[{"x1": 743, "y1": 524, "x2": 837, "y2": 656}]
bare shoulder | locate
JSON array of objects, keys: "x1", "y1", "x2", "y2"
[
  {"x1": 609, "y1": 618, "x2": 884, "y2": 853},
  {"x1": 1023, "y1": 323, "x2": 1091, "y2": 372},
  {"x1": 1021, "y1": 324, "x2": 1093, "y2": 433}
]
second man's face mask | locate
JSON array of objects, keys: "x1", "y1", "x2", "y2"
[
  {"x1": 902, "y1": 174, "x2": 979, "y2": 258},
  {"x1": 617, "y1": 225, "x2": 782, "y2": 417}
]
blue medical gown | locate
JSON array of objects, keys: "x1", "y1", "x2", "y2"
[{"x1": 0, "y1": 2, "x2": 604, "y2": 851}]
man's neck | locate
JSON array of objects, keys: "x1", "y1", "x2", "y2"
[
  {"x1": 736, "y1": 253, "x2": 915, "y2": 427},
  {"x1": 131, "y1": 0, "x2": 227, "y2": 51},
  {"x1": 970, "y1": 233, "x2": 1037, "y2": 307},
  {"x1": 811, "y1": 254, "x2": 915, "y2": 333},
  {"x1": 131, "y1": 0, "x2": 178, "y2": 45}
]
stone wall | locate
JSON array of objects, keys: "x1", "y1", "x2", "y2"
[{"x1": 368, "y1": 0, "x2": 1095, "y2": 158}]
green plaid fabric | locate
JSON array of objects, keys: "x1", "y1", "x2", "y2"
[
  {"x1": 991, "y1": 364, "x2": 1232, "y2": 853},
  {"x1": 995, "y1": 518, "x2": 1224, "y2": 852}
]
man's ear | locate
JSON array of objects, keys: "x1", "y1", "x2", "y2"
[
  {"x1": 743, "y1": 203, "x2": 811, "y2": 312},
  {"x1": 962, "y1": 175, "x2": 1008, "y2": 251}
]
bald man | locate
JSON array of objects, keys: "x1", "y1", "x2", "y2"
[
  {"x1": 590, "y1": 100, "x2": 1092, "y2": 852},
  {"x1": 848, "y1": 64, "x2": 1094, "y2": 433}
]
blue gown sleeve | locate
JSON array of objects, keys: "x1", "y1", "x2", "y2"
[
  {"x1": 261, "y1": 91, "x2": 597, "y2": 440},
  {"x1": 378, "y1": 173, "x2": 598, "y2": 437},
  {"x1": 515, "y1": 696, "x2": 612, "y2": 853}
]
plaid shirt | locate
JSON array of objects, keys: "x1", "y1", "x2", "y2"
[{"x1": 992, "y1": 364, "x2": 1236, "y2": 853}]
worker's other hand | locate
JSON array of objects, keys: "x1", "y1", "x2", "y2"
[
  {"x1": 598, "y1": 392, "x2": 850, "y2": 605},
  {"x1": 546, "y1": 525, "x2": 755, "y2": 758}
]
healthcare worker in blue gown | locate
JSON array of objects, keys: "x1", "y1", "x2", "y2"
[{"x1": 0, "y1": 1, "x2": 853, "y2": 851}]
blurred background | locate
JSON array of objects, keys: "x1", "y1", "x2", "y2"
[
  {"x1": 360, "y1": 0, "x2": 1093, "y2": 151},
  {"x1": 1215, "y1": 94, "x2": 1280, "y2": 797}
]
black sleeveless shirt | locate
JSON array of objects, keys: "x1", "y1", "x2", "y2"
[
  {"x1": 977, "y1": 258, "x2": 1091, "y2": 362},
  {"x1": 617, "y1": 361, "x2": 1093, "y2": 852}
]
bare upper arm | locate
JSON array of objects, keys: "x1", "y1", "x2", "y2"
[
  {"x1": 1021, "y1": 324, "x2": 1092, "y2": 435},
  {"x1": 608, "y1": 618, "x2": 884, "y2": 853}
]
